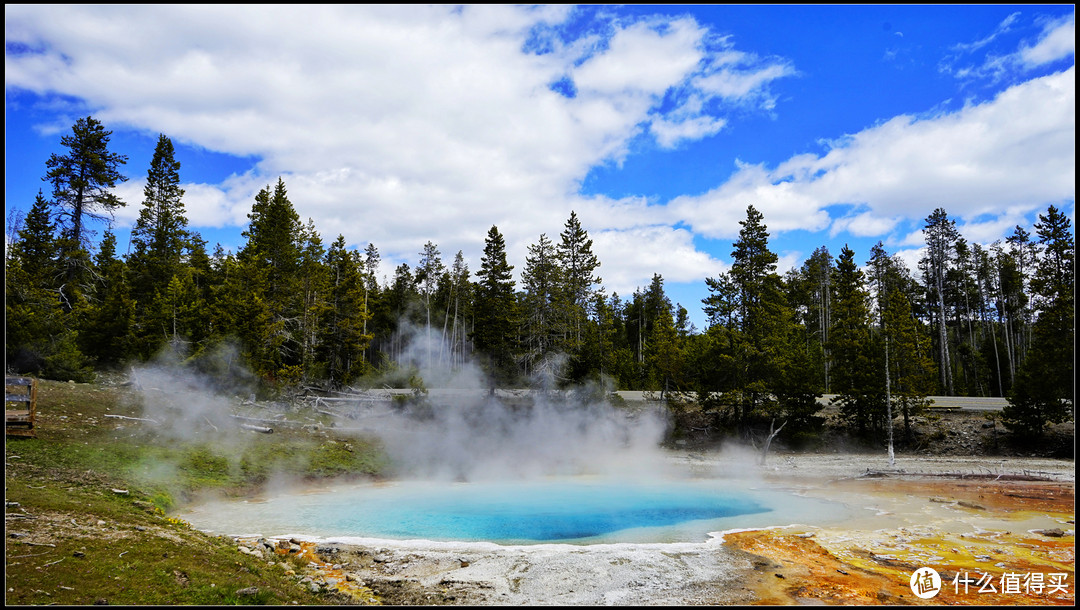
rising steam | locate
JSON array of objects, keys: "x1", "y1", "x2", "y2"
[
  {"x1": 369, "y1": 390, "x2": 671, "y2": 481},
  {"x1": 123, "y1": 326, "x2": 676, "y2": 484},
  {"x1": 350, "y1": 321, "x2": 673, "y2": 481}
]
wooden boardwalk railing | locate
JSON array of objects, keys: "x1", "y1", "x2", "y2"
[{"x1": 6, "y1": 376, "x2": 38, "y2": 438}]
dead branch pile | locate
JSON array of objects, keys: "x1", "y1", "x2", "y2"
[{"x1": 859, "y1": 469, "x2": 1053, "y2": 482}]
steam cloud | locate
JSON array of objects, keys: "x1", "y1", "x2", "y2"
[
  {"x1": 124, "y1": 327, "x2": 676, "y2": 484},
  {"x1": 370, "y1": 390, "x2": 671, "y2": 481},
  {"x1": 355, "y1": 323, "x2": 674, "y2": 481},
  {"x1": 127, "y1": 340, "x2": 256, "y2": 443}
]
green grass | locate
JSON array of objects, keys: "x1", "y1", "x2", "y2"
[
  {"x1": 5, "y1": 378, "x2": 392, "y2": 605},
  {"x1": 5, "y1": 467, "x2": 332, "y2": 605}
]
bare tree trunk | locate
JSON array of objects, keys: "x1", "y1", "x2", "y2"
[
  {"x1": 1003, "y1": 312, "x2": 1015, "y2": 387},
  {"x1": 885, "y1": 332, "x2": 895, "y2": 467},
  {"x1": 759, "y1": 418, "x2": 787, "y2": 466},
  {"x1": 935, "y1": 276, "x2": 953, "y2": 395}
]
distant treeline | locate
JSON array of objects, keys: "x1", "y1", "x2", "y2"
[{"x1": 6, "y1": 117, "x2": 1074, "y2": 439}]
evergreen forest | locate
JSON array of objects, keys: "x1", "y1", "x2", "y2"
[{"x1": 6, "y1": 117, "x2": 1075, "y2": 441}]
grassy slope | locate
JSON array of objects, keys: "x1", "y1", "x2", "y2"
[{"x1": 5, "y1": 379, "x2": 389, "y2": 606}]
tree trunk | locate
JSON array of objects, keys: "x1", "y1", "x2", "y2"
[
  {"x1": 885, "y1": 332, "x2": 895, "y2": 467},
  {"x1": 935, "y1": 275, "x2": 953, "y2": 395},
  {"x1": 759, "y1": 418, "x2": 787, "y2": 466}
]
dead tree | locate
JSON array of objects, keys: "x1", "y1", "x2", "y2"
[{"x1": 759, "y1": 418, "x2": 787, "y2": 465}]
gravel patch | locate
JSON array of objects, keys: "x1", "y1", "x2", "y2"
[{"x1": 307, "y1": 536, "x2": 758, "y2": 605}]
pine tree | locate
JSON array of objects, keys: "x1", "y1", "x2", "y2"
[
  {"x1": 556, "y1": 211, "x2": 601, "y2": 350},
  {"x1": 776, "y1": 318, "x2": 825, "y2": 431},
  {"x1": 949, "y1": 238, "x2": 983, "y2": 395},
  {"x1": 130, "y1": 135, "x2": 187, "y2": 269},
  {"x1": 730, "y1": 205, "x2": 778, "y2": 323},
  {"x1": 869, "y1": 242, "x2": 935, "y2": 442},
  {"x1": 521, "y1": 233, "x2": 561, "y2": 376},
  {"x1": 730, "y1": 204, "x2": 795, "y2": 435},
  {"x1": 975, "y1": 243, "x2": 1007, "y2": 396},
  {"x1": 1005, "y1": 225, "x2": 1036, "y2": 366},
  {"x1": 920, "y1": 208, "x2": 958, "y2": 395},
  {"x1": 298, "y1": 220, "x2": 329, "y2": 379},
  {"x1": 203, "y1": 244, "x2": 242, "y2": 354},
  {"x1": 579, "y1": 292, "x2": 622, "y2": 386},
  {"x1": 158, "y1": 271, "x2": 200, "y2": 354},
  {"x1": 360, "y1": 242, "x2": 393, "y2": 368},
  {"x1": 808, "y1": 247, "x2": 834, "y2": 389},
  {"x1": 440, "y1": 251, "x2": 472, "y2": 372},
  {"x1": 5, "y1": 189, "x2": 92, "y2": 381},
  {"x1": 969, "y1": 243, "x2": 1002, "y2": 396},
  {"x1": 993, "y1": 241, "x2": 1024, "y2": 388},
  {"x1": 787, "y1": 247, "x2": 833, "y2": 392},
  {"x1": 44, "y1": 116, "x2": 128, "y2": 303},
  {"x1": 473, "y1": 225, "x2": 518, "y2": 387},
  {"x1": 640, "y1": 274, "x2": 682, "y2": 396},
  {"x1": 1003, "y1": 205, "x2": 1074, "y2": 438},
  {"x1": 5, "y1": 192, "x2": 65, "y2": 372},
  {"x1": 240, "y1": 179, "x2": 302, "y2": 300},
  {"x1": 829, "y1": 245, "x2": 882, "y2": 434},
  {"x1": 80, "y1": 231, "x2": 135, "y2": 367},
  {"x1": 236, "y1": 179, "x2": 304, "y2": 382},
  {"x1": 128, "y1": 134, "x2": 190, "y2": 358},
  {"x1": 320, "y1": 235, "x2": 372, "y2": 386},
  {"x1": 702, "y1": 271, "x2": 738, "y2": 331},
  {"x1": 9, "y1": 191, "x2": 58, "y2": 286},
  {"x1": 415, "y1": 241, "x2": 445, "y2": 369},
  {"x1": 723, "y1": 205, "x2": 792, "y2": 431},
  {"x1": 882, "y1": 272, "x2": 936, "y2": 438}
]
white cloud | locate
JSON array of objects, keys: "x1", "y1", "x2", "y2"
[
  {"x1": 1020, "y1": 13, "x2": 1075, "y2": 67},
  {"x1": 6, "y1": 5, "x2": 767, "y2": 291},
  {"x1": 667, "y1": 160, "x2": 832, "y2": 239},
  {"x1": 109, "y1": 174, "x2": 272, "y2": 238},
  {"x1": 955, "y1": 207, "x2": 1035, "y2": 245},
  {"x1": 942, "y1": 11, "x2": 1074, "y2": 82},
  {"x1": 671, "y1": 67, "x2": 1074, "y2": 244},
  {"x1": 572, "y1": 18, "x2": 704, "y2": 96},
  {"x1": 829, "y1": 211, "x2": 900, "y2": 238},
  {"x1": 950, "y1": 12, "x2": 1020, "y2": 54},
  {"x1": 775, "y1": 251, "x2": 804, "y2": 275},
  {"x1": 892, "y1": 246, "x2": 926, "y2": 277},
  {"x1": 591, "y1": 226, "x2": 726, "y2": 295},
  {"x1": 4, "y1": 4, "x2": 1071, "y2": 305},
  {"x1": 650, "y1": 114, "x2": 727, "y2": 148},
  {"x1": 694, "y1": 63, "x2": 794, "y2": 103}
]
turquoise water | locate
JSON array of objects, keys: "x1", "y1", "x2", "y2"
[
  {"x1": 316, "y1": 480, "x2": 767, "y2": 542},
  {"x1": 180, "y1": 477, "x2": 845, "y2": 544}
]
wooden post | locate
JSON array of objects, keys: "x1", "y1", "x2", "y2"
[{"x1": 6, "y1": 376, "x2": 38, "y2": 438}]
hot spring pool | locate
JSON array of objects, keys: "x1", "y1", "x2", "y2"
[{"x1": 181, "y1": 477, "x2": 853, "y2": 544}]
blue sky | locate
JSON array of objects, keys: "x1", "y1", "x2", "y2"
[{"x1": 5, "y1": 5, "x2": 1075, "y2": 331}]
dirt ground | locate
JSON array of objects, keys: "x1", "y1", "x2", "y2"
[{"x1": 673, "y1": 407, "x2": 1075, "y2": 460}]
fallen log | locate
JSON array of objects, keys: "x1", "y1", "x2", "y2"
[
  {"x1": 861, "y1": 470, "x2": 1053, "y2": 482},
  {"x1": 103, "y1": 414, "x2": 159, "y2": 424},
  {"x1": 239, "y1": 423, "x2": 273, "y2": 434},
  {"x1": 231, "y1": 415, "x2": 303, "y2": 427},
  {"x1": 307, "y1": 396, "x2": 388, "y2": 404}
]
